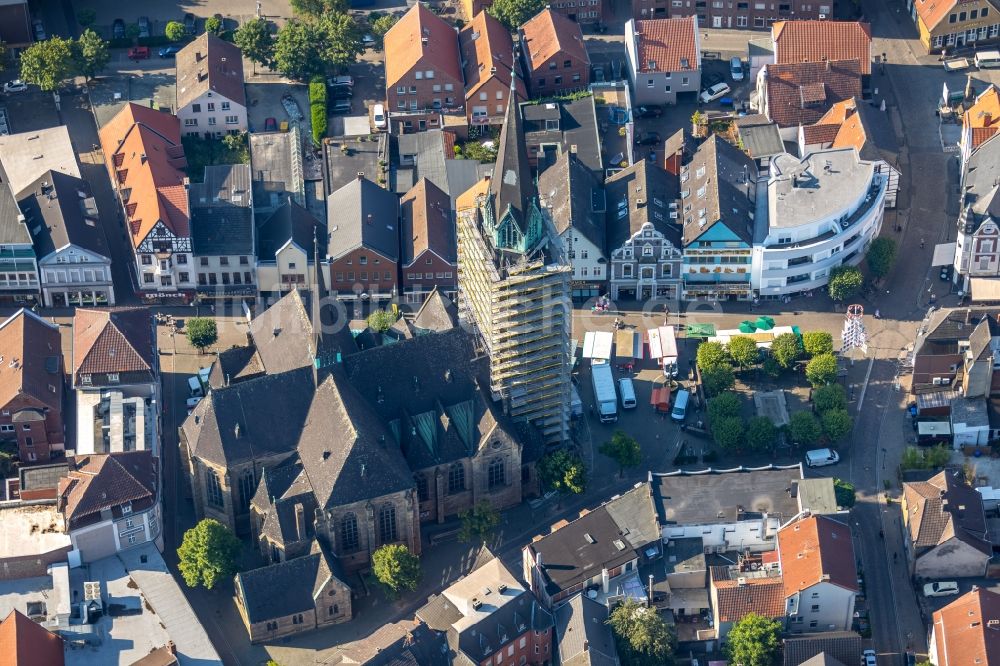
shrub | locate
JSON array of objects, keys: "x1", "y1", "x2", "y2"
[
  {"x1": 707, "y1": 393, "x2": 741, "y2": 423},
  {"x1": 802, "y1": 331, "x2": 834, "y2": 357},
  {"x1": 367, "y1": 309, "x2": 397, "y2": 332},
  {"x1": 813, "y1": 384, "x2": 847, "y2": 414},
  {"x1": 701, "y1": 364, "x2": 735, "y2": 397},
  {"x1": 834, "y1": 478, "x2": 856, "y2": 508},
  {"x1": 311, "y1": 102, "x2": 327, "y2": 147},
  {"x1": 805, "y1": 353, "x2": 839, "y2": 387}
]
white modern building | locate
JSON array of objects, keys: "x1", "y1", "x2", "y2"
[{"x1": 751, "y1": 148, "x2": 887, "y2": 298}]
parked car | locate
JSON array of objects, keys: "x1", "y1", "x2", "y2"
[
  {"x1": 329, "y1": 85, "x2": 353, "y2": 100},
  {"x1": 362, "y1": 34, "x2": 376, "y2": 47},
  {"x1": 327, "y1": 75, "x2": 355, "y2": 88},
  {"x1": 635, "y1": 131, "x2": 661, "y2": 146},
  {"x1": 138, "y1": 16, "x2": 150, "y2": 39},
  {"x1": 128, "y1": 47, "x2": 151, "y2": 60},
  {"x1": 264, "y1": 117, "x2": 278, "y2": 132},
  {"x1": 32, "y1": 19, "x2": 45, "y2": 41},
  {"x1": 804, "y1": 448, "x2": 840, "y2": 467},
  {"x1": 731, "y1": 56, "x2": 744, "y2": 81},
  {"x1": 923, "y1": 581, "x2": 960, "y2": 597},
  {"x1": 332, "y1": 98, "x2": 352, "y2": 114},
  {"x1": 635, "y1": 105, "x2": 663, "y2": 118},
  {"x1": 3, "y1": 80, "x2": 28, "y2": 93},
  {"x1": 159, "y1": 45, "x2": 182, "y2": 58},
  {"x1": 113, "y1": 18, "x2": 125, "y2": 40},
  {"x1": 861, "y1": 650, "x2": 877, "y2": 666},
  {"x1": 373, "y1": 103, "x2": 387, "y2": 130},
  {"x1": 184, "y1": 12, "x2": 196, "y2": 34},
  {"x1": 700, "y1": 82, "x2": 732, "y2": 104}
]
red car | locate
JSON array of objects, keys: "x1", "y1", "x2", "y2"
[
  {"x1": 264, "y1": 117, "x2": 277, "y2": 132},
  {"x1": 127, "y1": 47, "x2": 150, "y2": 60}
]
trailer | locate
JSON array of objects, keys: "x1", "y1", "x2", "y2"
[
  {"x1": 648, "y1": 326, "x2": 678, "y2": 376},
  {"x1": 591, "y1": 362, "x2": 618, "y2": 423}
]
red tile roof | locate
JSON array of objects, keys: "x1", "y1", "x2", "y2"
[
  {"x1": 915, "y1": 0, "x2": 976, "y2": 32},
  {"x1": 0, "y1": 610, "x2": 64, "y2": 666},
  {"x1": 384, "y1": 4, "x2": 463, "y2": 88},
  {"x1": 778, "y1": 515, "x2": 858, "y2": 597},
  {"x1": 520, "y1": 9, "x2": 589, "y2": 73},
  {"x1": 964, "y1": 85, "x2": 1000, "y2": 153},
  {"x1": 711, "y1": 567, "x2": 786, "y2": 623},
  {"x1": 58, "y1": 451, "x2": 157, "y2": 528},
  {"x1": 460, "y1": 11, "x2": 525, "y2": 101},
  {"x1": 98, "y1": 104, "x2": 189, "y2": 248},
  {"x1": 932, "y1": 588, "x2": 1000, "y2": 666},
  {"x1": 802, "y1": 123, "x2": 842, "y2": 145},
  {"x1": 764, "y1": 59, "x2": 862, "y2": 128},
  {"x1": 0, "y1": 309, "x2": 63, "y2": 414},
  {"x1": 400, "y1": 178, "x2": 455, "y2": 266},
  {"x1": 175, "y1": 32, "x2": 246, "y2": 109},
  {"x1": 634, "y1": 17, "x2": 700, "y2": 73},
  {"x1": 73, "y1": 308, "x2": 154, "y2": 378},
  {"x1": 772, "y1": 20, "x2": 872, "y2": 75}
]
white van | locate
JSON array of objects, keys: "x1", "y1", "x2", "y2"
[
  {"x1": 671, "y1": 389, "x2": 690, "y2": 422},
  {"x1": 188, "y1": 375, "x2": 204, "y2": 397},
  {"x1": 976, "y1": 50, "x2": 1000, "y2": 68},
  {"x1": 619, "y1": 378, "x2": 637, "y2": 409},
  {"x1": 805, "y1": 448, "x2": 840, "y2": 468}
]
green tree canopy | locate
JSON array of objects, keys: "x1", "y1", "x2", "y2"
[
  {"x1": 805, "y1": 353, "x2": 839, "y2": 387},
  {"x1": 205, "y1": 16, "x2": 223, "y2": 35},
  {"x1": 696, "y1": 341, "x2": 729, "y2": 369},
  {"x1": 177, "y1": 519, "x2": 241, "y2": 589},
  {"x1": 827, "y1": 265, "x2": 864, "y2": 301},
  {"x1": 607, "y1": 598, "x2": 677, "y2": 666},
  {"x1": 186, "y1": 317, "x2": 218, "y2": 353},
  {"x1": 821, "y1": 408, "x2": 853, "y2": 441},
  {"x1": 833, "y1": 478, "x2": 856, "y2": 508},
  {"x1": 370, "y1": 14, "x2": 398, "y2": 48},
  {"x1": 316, "y1": 13, "x2": 364, "y2": 69},
  {"x1": 746, "y1": 416, "x2": 778, "y2": 451},
  {"x1": 707, "y1": 393, "x2": 741, "y2": 424},
  {"x1": 234, "y1": 18, "x2": 275, "y2": 68},
  {"x1": 924, "y1": 445, "x2": 951, "y2": 469},
  {"x1": 770, "y1": 332, "x2": 803, "y2": 370},
  {"x1": 274, "y1": 16, "x2": 362, "y2": 80},
  {"x1": 165, "y1": 21, "x2": 187, "y2": 42},
  {"x1": 125, "y1": 23, "x2": 141, "y2": 41},
  {"x1": 538, "y1": 450, "x2": 586, "y2": 496},
  {"x1": 371, "y1": 544, "x2": 421, "y2": 595},
  {"x1": 713, "y1": 416, "x2": 744, "y2": 450},
  {"x1": 701, "y1": 364, "x2": 735, "y2": 397},
  {"x1": 74, "y1": 30, "x2": 110, "y2": 80},
  {"x1": 19, "y1": 36, "x2": 75, "y2": 92},
  {"x1": 727, "y1": 336, "x2": 759, "y2": 369},
  {"x1": 0, "y1": 41, "x2": 7, "y2": 72},
  {"x1": 813, "y1": 383, "x2": 847, "y2": 414},
  {"x1": 291, "y1": 0, "x2": 349, "y2": 14},
  {"x1": 725, "y1": 613, "x2": 782, "y2": 666},
  {"x1": 367, "y1": 309, "x2": 398, "y2": 332},
  {"x1": 77, "y1": 8, "x2": 97, "y2": 27},
  {"x1": 488, "y1": 0, "x2": 547, "y2": 31},
  {"x1": 458, "y1": 500, "x2": 500, "y2": 543},
  {"x1": 599, "y1": 430, "x2": 642, "y2": 478},
  {"x1": 788, "y1": 411, "x2": 822, "y2": 447},
  {"x1": 866, "y1": 237, "x2": 898, "y2": 280},
  {"x1": 802, "y1": 330, "x2": 834, "y2": 357}
]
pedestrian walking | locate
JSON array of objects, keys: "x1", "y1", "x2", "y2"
[
  {"x1": 920, "y1": 238, "x2": 925, "y2": 248},
  {"x1": 875, "y1": 309, "x2": 880, "y2": 319}
]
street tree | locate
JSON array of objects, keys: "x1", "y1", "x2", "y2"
[
  {"x1": 802, "y1": 330, "x2": 834, "y2": 357},
  {"x1": 205, "y1": 16, "x2": 223, "y2": 35},
  {"x1": 458, "y1": 500, "x2": 500, "y2": 543},
  {"x1": 607, "y1": 598, "x2": 676, "y2": 666},
  {"x1": 317, "y1": 13, "x2": 364, "y2": 69},
  {"x1": 805, "y1": 353, "x2": 839, "y2": 386},
  {"x1": 599, "y1": 430, "x2": 642, "y2": 478},
  {"x1": 125, "y1": 23, "x2": 141, "y2": 42},
  {"x1": 77, "y1": 9, "x2": 97, "y2": 28},
  {"x1": 19, "y1": 36, "x2": 75, "y2": 92},
  {"x1": 177, "y1": 519, "x2": 241, "y2": 590},
  {"x1": 827, "y1": 265, "x2": 864, "y2": 301},
  {"x1": 291, "y1": 0, "x2": 349, "y2": 15},
  {"x1": 746, "y1": 416, "x2": 778, "y2": 451},
  {"x1": 707, "y1": 393, "x2": 741, "y2": 424},
  {"x1": 713, "y1": 416, "x2": 744, "y2": 450},
  {"x1": 701, "y1": 364, "x2": 735, "y2": 397},
  {"x1": 821, "y1": 408, "x2": 853, "y2": 442},
  {"x1": 234, "y1": 18, "x2": 275, "y2": 70},
  {"x1": 371, "y1": 544, "x2": 421, "y2": 596},
  {"x1": 770, "y1": 332, "x2": 803, "y2": 369},
  {"x1": 833, "y1": 478, "x2": 856, "y2": 508},
  {"x1": 866, "y1": 237, "x2": 898, "y2": 280},
  {"x1": 727, "y1": 335, "x2": 759, "y2": 369},
  {"x1": 538, "y1": 450, "x2": 586, "y2": 497},
  {"x1": 186, "y1": 317, "x2": 218, "y2": 353},
  {"x1": 696, "y1": 341, "x2": 729, "y2": 369},
  {"x1": 788, "y1": 411, "x2": 822, "y2": 447},
  {"x1": 367, "y1": 309, "x2": 397, "y2": 332},
  {"x1": 488, "y1": 0, "x2": 547, "y2": 31},
  {"x1": 74, "y1": 30, "x2": 111, "y2": 81},
  {"x1": 165, "y1": 21, "x2": 187, "y2": 42},
  {"x1": 370, "y1": 14, "x2": 398, "y2": 48},
  {"x1": 725, "y1": 613, "x2": 782, "y2": 666},
  {"x1": 812, "y1": 384, "x2": 847, "y2": 413}
]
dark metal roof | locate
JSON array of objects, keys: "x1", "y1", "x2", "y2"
[
  {"x1": 605, "y1": 159, "x2": 680, "y2": 251},
  {"x1": 19, "y1": 170, "x2": 109, "y2": 260},
  {"x1": 190, "y1": 164, "x2": 254, "y2": 256},
  {"x1": 537, "y1": 151, "x2": 605, "y2": 251},
  {"x1": 682, "y1": 135, "x2": 758, "y2": 246},
  {"x1": 256, "y1": 199, "x2": 325, "y2": 262},
  {"x1": 235, "y1": 541, "x2": 346, "y2": 624},
  {"x1": 491, "y1": 90, "x2": 535, "y2": 236}
]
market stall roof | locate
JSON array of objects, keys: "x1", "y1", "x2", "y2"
[
  {"x1": 583, "y1": 331, "x2": 614, "y2": 360},
  {"x1": 648, "y1": 326, "x2": 678, "y2": 361},
  {"x1": 615, "y1": 330, "x2": 642, "y2": 360}
]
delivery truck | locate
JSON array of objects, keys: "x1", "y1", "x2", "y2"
[{"x1": 591, "y1": 362, "x2": 618, "y2": 423}]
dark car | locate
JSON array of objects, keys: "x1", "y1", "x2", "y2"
[
  {"x1": 158, "y1": 45, "x2": 181, "y2": 58},
  {"x1": 331, "y1": 99, "x2": 352, "y2": 114},
  {"x1": 184, "y1": 13, "x2": 196, "y2": 34},
  {"x1": 113, "y1": 18, "x2": 125, "y2": 40},
  {"x1": 138, "y1": 16, "x2": 150, "y2": 39},
  {"x1": 32, "y1": 19, "x2": 45, "y2": 41},
  {"x1": 328, "y1": 85, "x2": 353, "y2": 100},
  {"x1": 636, "y1": 131, "x2": 662, "y2": 146}
]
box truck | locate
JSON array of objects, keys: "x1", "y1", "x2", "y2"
[{"x1": 591, "y1": 362, "x2": 618, "y2": 423}]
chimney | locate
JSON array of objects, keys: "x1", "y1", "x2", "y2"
[
  {"x1": 167, "y1": 641, "x2": 177, "y2": 655},
  {"x1": 583, "y1": 641, "x2": 589, "y2": 652},
  {"x1": 295, "y1": 503, "x2": 307, "y2": 541},
  {"x1": 357, "y1": 171, "x2": 365, "y2": 180},
  {"x1": 648, "y1": 574, "x2": 654, "y2": 607}
]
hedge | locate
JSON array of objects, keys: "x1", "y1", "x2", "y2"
[
  {"x1": 308, "y1": 75, "x2": 327, "y2": 104},
  {"x1": 309, "y1": 76, "x2": 327, "y2": 147}
]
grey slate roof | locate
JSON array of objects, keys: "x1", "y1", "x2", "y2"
[
  {"x1": 961, "y1": 133, "x2": 1000, "y2": 236},
  {"x1": 251, "y1": 460, "x2": 318, "y2": 548},
  {"x1": 605, "y1": 159, "x2": 680, "y2": 251},
  {"x1": 208, "y1": 344, "x2": 265, "y2": 388},
  {"x1": 189, "y1": 164, "x2": 254, "y2": 256},
  {"x1": 682, "y1": 135, "x2": 758, "y2": 246},
  {"x1": 537, "y1": 151, "x2": 606, "y2": 252},
  {"x1": 19, "y1": 170, "x2": 108, "y2": 260},
  {"x1": 327, "y1": 176, "x2": 400, "y2": 262},
  {"x1": 257, "y1": 199, "x2": 326, "y2": 262},
  {"x1": 491, "y1": 92, "x2": 535, "y2": 235},
  {"x1": 412, "y1": 287, "x2": 458, "y2": 333},
  {"x1": 555, "y1": 594, "x2": 618, "y2": 666},
  {"x1": 782, "y1": 632, "x2": 863, "y2": 666},
  {"x1": 522, "y1": 97, "x2": 603, "y2": 175},
  {"x1": 651, "y1": 466, "x2": 804, "y2": 525},
  {"x1": 0, "y1": 158, "x2": 35, "y2": 246},
  {"x1": 394, "y1": 131, "x2": 483, "y2": 208},
  {"x1": 297, "y1": 371, "x2": 414, "y2": 509},
  {"x1": 235, "y1": 540, "x2": 346, "y2": 624},
  {"x1": 852, "y1": 101, "x2": 899, "y2": 165}
]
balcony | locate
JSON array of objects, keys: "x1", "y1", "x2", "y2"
[{"x1": 766, "y1": 178, "x2": 886, "y2": 252}]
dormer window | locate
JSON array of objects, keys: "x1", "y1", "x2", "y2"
[{"x1": 122, "y1": 503, "x2": 132, "y2": 515}]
